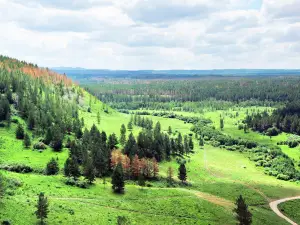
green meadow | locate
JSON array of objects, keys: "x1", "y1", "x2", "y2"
[{"x1": 1, "y1": 93, "x2": 300, "y2": 224}]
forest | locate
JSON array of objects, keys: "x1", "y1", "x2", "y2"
[{"x1": 0, "y1": 55, "x2": 300, "y2": 225}]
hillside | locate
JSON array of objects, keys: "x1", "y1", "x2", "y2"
[{"x1": 0, "y1": 56, "x2": 300, "y2": 225}]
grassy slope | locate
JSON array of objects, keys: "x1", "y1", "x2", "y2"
[
  {"x1": 278, "y1": 200, "x2": 300, "y2": 223},
  {"x1": 1, "y1": 94, "x2": 300, "y2": 224}
]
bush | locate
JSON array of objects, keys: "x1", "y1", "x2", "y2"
[
  {"x1": 33, "y1": 142, "x2": 47, "y2": 150},
  {"x1": 65, "y1": 178, "x2": 88, "y2": 189},
  {"x1": 266, "y1": 127, "x2": 280, "y2": 136},
  {"x1": 276, "y1": 174, "x2": 290, "y2": 181},
  {"x1": 238, "y1": 124, "x2": 244, "y2": 130},
  {"x1": 288, "y1": 140, "x2": 298, "y2": 148},
  {"x1": 0, "y1": 164, "x2": 33, "y2": 173},
  {"x1": 45, "y1": 158, "x2": 59, "y2": 175}
]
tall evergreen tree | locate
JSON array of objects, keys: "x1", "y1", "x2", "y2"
[
  {"x1": 111, "y1": 162, "x2": 125, "y2": 194},
  {"x1": 64, "y1": 157, "x2": 81, "y2": 180},
  {"x1": 138, "y1": 173, "x2": 145, "y2": 190},
  {"x1": 120, "y1": 124, "x2": 127, "y2": 145},
  {"x1": 178, "y1": 164, "x2": 187, "y2": 184},
  {"x1": 23, "y1": 133, "x2": 31, "y2": 148},
  {"x1": 124, "y1": 133, "x2": 138, "y2": 158},
  {"x1": 35, "y1": 192, "x2": 49, "y2": 225},
  {"x1": 188, "y1": 136, "x2": 194, "y2": 151},
  {"x1": 220, "y1": 118, "x2": 224, "y2": 130},
  {"x1": 83, "y1": 157, "x2": 96, "y2": 184},
  {"x1": 168, "y1": 126, "x2": 172, "y2": 135},
  {"x1": 234, "y1": 195, "x2": 252, "y2": 225},
  {"x1": 97, "y1": 110, "x2": 101, "y2": 125},
  {"x1": 108, "y1": 133, "x2": 119, "y2": 150}
]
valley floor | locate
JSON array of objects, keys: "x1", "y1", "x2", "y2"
[{"x1": 1, "y1": 104, "x2": 300, "y2": 224}]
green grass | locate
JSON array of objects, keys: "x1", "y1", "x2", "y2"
[
  {"x1": 0, "y1": 172, "x2": 234, "y2": 225},
  {"x1": 1, "y1": 99, "x2": 300, "y2": 224},
  {"x1": 278, "y1": 200, "x2": 300, "y2": 223}
]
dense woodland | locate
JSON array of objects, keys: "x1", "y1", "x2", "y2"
[
  {"x1": 0, "y1": 55, "x2": 191, "y2": 189},
  {"x1": 84, "y1": 78, "x2": 300, "y2": 111},
  {"x1": 246, "y1": 101, "x2": 300, "y2": 135}
]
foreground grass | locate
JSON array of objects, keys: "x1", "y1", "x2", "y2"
[
  {"x1": 1, "y1": 102, "x2": 300, "y2": 224},
  {"x1": 278, "y1": 200, "x2": 300, "y2": 223},
  {"x1": 0, "y1": 172, "x2": 234, "y2": 225}
]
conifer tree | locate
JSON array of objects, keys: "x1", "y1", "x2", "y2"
[
  {"x1": 50, "y1": 125, "x2": 63, "y2": 151},
  {"x1": 23, "y1": 133, "x2": 31, "y2": 148},
  {"x1": 178, "y1": 163, "x2": 187, "y2": 184},
  {"x1": 16, "y1": 123, "x2": 25, "y2": 139},
  {"x1": 167, "y1": 166, "x2": 173, "y2": 184},
  {"x1": 127, "y1": 120, "x2": 133, "y2": 131},
  {"x1": 138, "y1": 173, "x2": 145, "y2": 190},
  {"x1": 199, "y1": 136, "x2": 204, "y2": 147},
  {"x1": 35, "y1": 192, "x2": 49, "y2": 225},
  {"x1": 124, "y1": 133, "x2": 138, "y2": 158},
  {"x1": 97, "y1": 111, "x2": 101, "y2": 125},
  {"x1": 84, "y1": 157, "x2": 96, "y2": 184},
  {"x1": 64, "y1": 157, "x2": 81, "y2": 180},
  {"x1": 234, "y1": 195, "x2": 252, "y2": 225},
  {"x1": 45, "y1": 158, "x2": 59, "y2": 175},
  {"x1": 220, "y1": 118, "x2": 224, "y2": 130},
  {"x1": 108, "y1": 133, "x2": 119, "y2": 150},
  {"x1": 120, "y1": 124, "x2": 126, "y2": 145},
  {"x1": 168, "y1": 126, "x2": 172, "y2": 135},
  {"x1": 188, "y1": 136, "x2": 194, "y2": 150},
  {"x1": 111, "y1": 162, "x2": 125, "y2": 194}
]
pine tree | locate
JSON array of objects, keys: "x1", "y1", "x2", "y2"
[
  {"x1": 16, "y1": 123, "x2": 25, "y2": 139},
  {"x1": 111, "y1": 162, "x2": 125, "y2": 194},
  {"x1": 167, "y1": 166, "x2": 173, "y2": 184},
  {"x1": 178, "y1": 164, "x2": 187, "y2": 184},
  {"x1": 108, "y1": 133, "x2": 119, "y2": 150},
  {"x1": 220, "y1": 118, "x2": 224, "y2": 130},
  {"x1": 64, "y1": 157, "x2": 81, "y2": 180},
  {"x1": 45, "y1": 158, "x2": 59, "y2": 175},
  {"x1": 124, "y1": 133, "x2": 138, "y2": 158},
  {"x1": 120, "y1": 124, "x2": 126, "y2": 145},
  {"x1": 84, "y1": 157, "x2": 96, "y2": 184},
  {"x1": 138, "y1": 173, "x2": 145, "y2": 190},
  {"x1": 35, "y1": 192, "x2": 49, "y2": 225},
  {"x1": 199, "y1": 136, "x2": 204, "y2": 147},
  {"x1": 23, "y1": 133, "x2": 31, "y2": 148},
  {"x1": 50, "y1": 125, "x2": 63, "y2": 151},
  {"x1": 183, "y1": 135, "x2": 190, "y2": 155},
  {"x1": 168, "y1": 126, "x2": 172, "y2": 135},
  {"x1": 188, "y1": 136, "x2": 194, "y2": 150},
  {"x1": 97, "y1": 110, "x2": 101, "y2": 125},
  {"x1": 127, "y1": 121, "x2": 133, "y2": 131},
  {"x1": 234, "y1": 195, "x2": 252, "y2": 225}
]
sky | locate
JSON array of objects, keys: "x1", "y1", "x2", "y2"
[{"x1": 0, "y1": 0, "x2": 299, "y2": 70}]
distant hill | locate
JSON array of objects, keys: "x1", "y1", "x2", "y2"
[{"x1": 52, "y1": 68, "x2": 300, "y2": 83}]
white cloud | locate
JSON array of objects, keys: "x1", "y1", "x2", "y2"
[{"x1": 0, "y1": 0, "x2": 299, "y2": 69}]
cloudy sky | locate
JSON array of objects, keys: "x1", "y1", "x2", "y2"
[{"x1": 0, "y1": 0, "x2": 299, "y2": 69}]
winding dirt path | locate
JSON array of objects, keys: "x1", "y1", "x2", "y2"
[
  {"x1": 269, "y1": 196, "x2": 300, "y2": 225},
  {"x1": 203, "y1": 147, "x2": 300, "y2": 224}
]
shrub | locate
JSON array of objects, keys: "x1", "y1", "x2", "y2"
[
  {"x1": 266, "y1": 127, "x2": 280, "y2": 136},
  {"x1": 45, "y1": 158, "x2": 59, "y2": 175},
  {"x1": 33, "y1": 142, "x2": 47, "y2": 150},
  {"x1": 276, "y1": 174, "x2": 290, "y2": 181},
  {"x1": 65, "y1": 178, "x2": 88, "y2": 189},
  {"x1": 15, "y1": 124, "x2": 24, "y2": 139},
  {"x1": 288, "y1": 140, "x2": 298, "y2": 148},
  {"x1": 0, "y1": 164, "x2": 33, "y2": 173}
]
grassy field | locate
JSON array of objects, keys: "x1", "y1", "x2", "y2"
[
  {"x1": 1, "y1": 98, "x2": 300, "y2": 224},
  {"x1": 278, "y1": 200, "x2": 300, "y2": 223}
]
